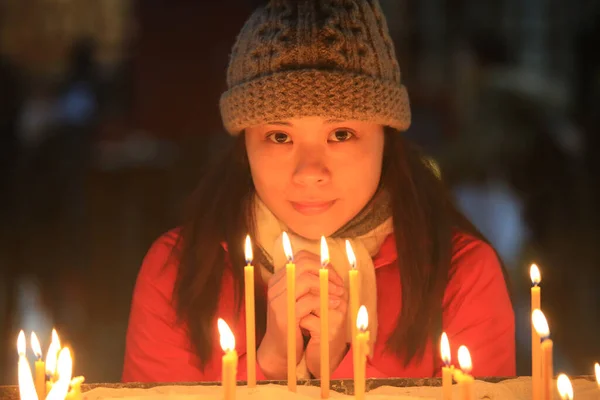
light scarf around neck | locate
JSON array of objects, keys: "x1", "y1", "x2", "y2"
[{"x1": 252, "y1": 190, "x2": 394, "y2": 378}]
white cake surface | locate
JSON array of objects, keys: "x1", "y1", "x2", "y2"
[{"x1": 82, "y1": 377, "x2": 599, "y2": 400}]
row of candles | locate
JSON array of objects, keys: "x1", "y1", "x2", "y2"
[
  {"x1": 226, "y1": 234, "x2": 479, "y2": 400},
  {"x1": 528, "y1": 264, "x2": 600, "y2": 400},
  {"x1": 238, "y1": 233, "x2": 369, "y2": 398},
  {"x1": 17, "y1": 236, "x2": 600, "y2": 400},
  {"x1": 17, "y1": 329, "x2": 83, "y2": 400}
]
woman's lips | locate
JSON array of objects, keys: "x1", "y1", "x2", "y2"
[{"x1": 290, "y1": 200, "x2": 336, "y2": 216}]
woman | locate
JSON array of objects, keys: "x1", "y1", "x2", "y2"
[{"x1": 122, "y1": 0, "x2": 514, "y2": 382}]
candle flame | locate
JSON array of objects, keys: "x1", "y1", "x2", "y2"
[
  {"x1": 30, "y1": 332, "x2": 42, "y2": 359},
  {"x1": 245, "y1": 235, "x2": 253, "y2": 264},
  {"x1": 17, "y1": 330, "x2": 26, "y2": 356},
  {"x1": 440, "y1": 332, "x2": 451, "y2": 365},
  {"x1": 320, "y1": 236, "x2": 329, "y2": 268},
  {"x1": 218, "y1": 318, "x2": 236, "y2": 352},
  {"x1": 345, "y1": 240, "x2": 356, "y2": 270},
  {"x1": 18, "y1": 355, "x2": 39, "y2": 400},
  {"x1": 46, "y1": 347, "x2": 72, "y2": 400},
  {"x1": 56, "y1": 347, "x2": 73, "y2": 382},
  {"x1": 457, "y1": 345, "x2": 472, "y2": 374},
  {"x1": 46, "y1": 329, "x2": 61, "y2": 376},
  {"x1": 356, "y1": 305, "x2": 368, "y2": 331},
  {"x1": 594, "y1": 362, "x2": 599, "y2": 386},
  {"x1": 532, "y1": 309, "x2": 550, "y2": 339},
  {"x1": 282, "y1": 232, "x2": 293, "y2": 262},
  {"x1": 530, "y1": 264, "x2": 541, "y2": 286},
  {"x1": 557, "y1": 374, "x2": 573, "y2": 400},
  {"x1": 51, "y1": 328, "x2": 60, "y2": 347}
]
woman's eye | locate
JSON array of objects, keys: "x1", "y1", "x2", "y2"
[
  {"x1": 267, "y1": 132, "x2": 292, "y2": 144},
  {"x1": 329, "y1": 129, "x2": 355, "y2": 142}
]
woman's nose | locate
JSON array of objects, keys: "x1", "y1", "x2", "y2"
[{"x1": 291, "y1": 149, "x2": 331, "y2": 187}]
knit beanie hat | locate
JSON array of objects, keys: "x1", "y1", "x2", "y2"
[{"x1": 219, "y1": 0, "x2": 411, "y2": 135}]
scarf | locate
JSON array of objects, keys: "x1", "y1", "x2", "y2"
[{"x1": 253, "y1": 189, "x2": 393, "y2": 378}]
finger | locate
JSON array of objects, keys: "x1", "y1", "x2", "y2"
[
  {"x1": 268, "y1": 271, "x2": 344, "y2": 301},
  {"x1": 268, "y1": 271, "x2": 318, "y2": 301},
  {"x1": 296, "y1": 294, "x2": 320, "y2": 319},
  {"x1": 299, "y1": 314, "x2": 320, "y2": 335},
  {"x1": 294, "y1": 250, "x2": 320, "y2": 263},
  {"x1": 295, "y1": 250, "x2": 347, "y2": 287},
  {"x1": 268, "y1": 254, "x2": 322, "y2": 289},
  {"x1": 297, "y1": 293, "x2": 341, "y2": 319},
  {"x1": 332, "y1": 295, "x2": 348, "y2": 314},
  {"x1": 325, "y1": 265, "x2": 345, "y2": 286},
  {"x1": 268, "y1": 251, "x2": 320, "y2": 288}
]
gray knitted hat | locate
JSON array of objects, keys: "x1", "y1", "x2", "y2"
[{"x1": 219, "y1": 0, "x2": 411, "y2": 135}]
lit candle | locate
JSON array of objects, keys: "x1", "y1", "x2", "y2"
[
  {"x1": 66, "y1": 376, "x2": 85, "y2": 400},
  {"x1": 46, "y1": 347, "x2": 72, "y2": 400},
  {"x1": 244, "y1": 235, "x2": 256, "y2": 388},
  {"x1": 557, "y1": 373, "x2": 573, "y2": 400},
  {"x1": 218, "y1": 318, "x2": 238, "y2": 400},
  {"x1": 320, "y1": 236, "x2": 330, "y2": 399},
  {"x1": 17, "y1": 330, "x2": 39, "y2": 400},
  {"x1": 440, "y1": 332, "x2": 454, "y2": 400},
  {"x1": 533, "y1": 309, "x2": 553, "y2": 400},
  {"x1": 595, "y1": 362, "x2": 599, "y2": 389},
  {"x1": 30, "y1": 332, "x2": 46, "y2": 400},
  {"x1": 530, "y1": 264, "x2": 541, "y2": 400},
  {"x1": 45, "y1": 329, "x2": 61, "y2": 394},
  {"x1": 345, "y1": 240, "x2": 359, "y2": 377},
  {"x1": 457, "y1": 346, "x2": 474, "y2": 400},
  {"x1": 355, "y1": 305, "x2": 369, "y2": 400},
  {"x1": 282, "y1": 232, "x2": 296, "y2": 392}
]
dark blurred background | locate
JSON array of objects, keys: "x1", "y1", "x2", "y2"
[{"x1": 1, "y1": 0, "x2": 599, "y2": 384}]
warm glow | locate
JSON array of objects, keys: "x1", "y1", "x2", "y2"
[
  {"x1": 595, "y1": 362, "x2": 599, "y2": 386},
  {"x1": 282, "y1": 232, "x2": 293, "y2": 262},
  {"x1": 320, "y1": 236, "x2": 329, "y2": 268},
  {"x1": 345, "y1": 240, "x2": 356, "y2": 269},
  {"x1": 457, "y1": 345, "x2": 472, "y2": 374},
  {"x1": 30, "y1": 332, "x2": 42, "y2": 359},
  {"x1": 530, "y1": 264, "x2": 541, "y2": 286},
  {"x1": 18, "y1": 356, "x2": 38, "y2": 400},
  {"x1": 440, "y1": 332, "x2": 451, "y2": 365},
  {"x1": 46, "y1": 348, "x2": 72, "y2": 400},
  {"x1": 244, "y1": 235, "x2": 253, "y2": 264},
  {"x1": 17, "y1": 330, "x2": 26, "y2": 356},
  {"x1": 557, "y1": 374, "x2": 573, "y2": 400},
  {"x1": 532, "y1": 309, "x2": 550, "y2": 338},
  {"x1": 218, "y1": 318, "x2": 236, "y2": 352},
  {"x1": 45, "y1": 329, "x2": 61, "y2": 376},
  {"x1": 356, "y1": 305, "x2": 368, "y2": 331}
]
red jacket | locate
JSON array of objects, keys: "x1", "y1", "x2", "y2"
[{"x1": 122, "y1": 231, "x2": 515, "y2": 382}]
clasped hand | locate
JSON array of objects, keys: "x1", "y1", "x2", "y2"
[{"x1": 257, "y1": 250, "x2": 349, "y2": 379}]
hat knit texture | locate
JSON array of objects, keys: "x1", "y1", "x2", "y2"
[{"x1": 219, "y1": 0, "x2": 411, "y2": 135}]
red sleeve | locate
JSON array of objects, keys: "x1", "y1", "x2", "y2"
[
  {"x1": 122, "y1": 232, "x2": 207, "y2": 383},
  {"x1": 441, "y1": 237, "x2": 515, "y2": 377}
]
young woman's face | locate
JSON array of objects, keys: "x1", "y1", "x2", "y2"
[{"x1": 245, "y1": 116, "x2": 384, "y2": 240}]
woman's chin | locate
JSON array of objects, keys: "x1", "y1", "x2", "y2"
[{"x1": 286, "y1": 221, "x2": 340, "y2": 241}]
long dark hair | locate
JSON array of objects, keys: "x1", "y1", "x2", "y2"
[{"x1": 172, "y1": 127, "x2": 501, "y2": 369}]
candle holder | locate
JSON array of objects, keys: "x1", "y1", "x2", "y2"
[{"x1": 5, "y1": 375, "x2": 600, "y2": 400}]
